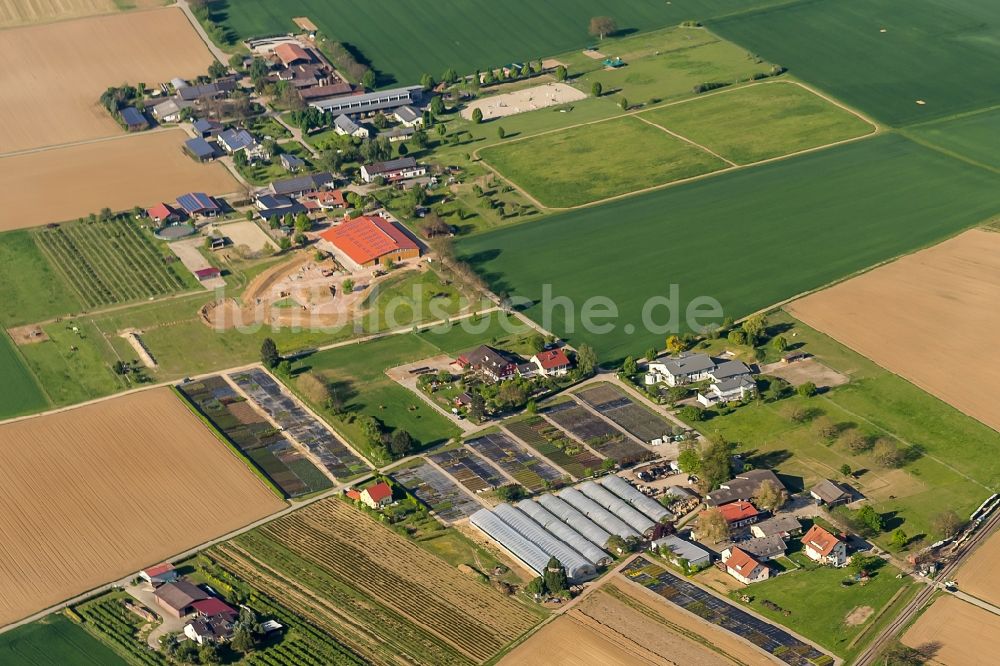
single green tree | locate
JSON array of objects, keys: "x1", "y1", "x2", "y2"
[
  {"x1": 471, "y1": 108, "x2": 483, "y2": 124},
  {"x1": 622, "y1": 356, "x2": 638, "y2": 376},
  {"x1": 430, "y1": 96, "x2": 445, "y2": 115},
  {"x1": 554, "y1": 65, "x2": 567, "y2": 81},
  {"x1": 260, "y1": 338, "x2": 279, "y2": 369},
  {"x1": 576, "y1": 343, "x2": 597, "y2": 376},
  {"x1": 591, "y1": 81, "x2": 603, "y2": 97},
  {"x1": 361, "y1": 69, "x2": 376, "y2": 90},
  {"x1": 497, "y1": 126, "x2": 506, "y2": 139},
  {"x1": 543, "y1": 557, "x2": 568, "y2": 594},
  {"x1": 797, "y1": 381, "x2": 818, "y2": 397},
  {"x1": 619, "y1": 96, "x2": 629, "y2": 110}
]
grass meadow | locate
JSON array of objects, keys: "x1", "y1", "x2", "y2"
[
  {"x1": 709, "y1": 0, "x2": 1000, "y2": 126},
  {"x1": 215, "y1": 0, "x2": 793, "y2": 85},
  {"x1": 638, "y1": 81, "x2": 876, "y2": 164},
  {"x1": 0, "y1": 230, "x2": 82, "y2": 327},
  {"x1": 0, "y1": 613, "x2": 127, "y2": 666},
  {"x1": 458, "y1": 134, "x2": 1000, "y2": 361},
  {"x1": 480, "y1": 116, "x2": 726, "y2": 207},
  {"x1": 0, "y1": 332, "x2": 49, "y2": 420}
]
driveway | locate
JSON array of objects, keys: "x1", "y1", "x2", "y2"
[
  {"x1": 169, "y1": 238, "x2": 226, "y2": 290},
  {"x1": 125, "y1": 581, "x2": 186, "y2": 649}
]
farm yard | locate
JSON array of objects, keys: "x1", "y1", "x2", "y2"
[
  {"x1": 479, "y1": 115, "x2": 726, "y2": 208},
  {"x1": 901, "y1": 595, "x2": 1000, "y2": 665},
  {"x1": 208, "y1": 498, "x2": 541, "y2": 665},
  {"x1": 0, "y1": 612, "x2": 127, "y2": 666},
  {"x1": 576, "y1": 383, "x2": 676, "y2": 444},
  {"x1": 459, "y1": 134, "x2": 1000, "y2": 361},
  {"x1": 0, "y1": 8, "x2": 213, "y2": 153},
  {"x1": 708, "y1": 0, "x2": 1000, "y2": 126},
  {"x1": 788, "y1": 229, "x2": 1000, "y2": 434},
  {"x1": 429, "y1": 447, "x2": 507, "y2": 494},
  {"x1": 178, "y1": 375, "x2": 333, "y2": 498},
  {"x1": 504, "y1": 417, "x2": 604, "y2": 480},
  {"x1": 623, "y1": 558, "x2": 831, "y2": 666},
  {"x1": 689, "y1": 310, "x2": 1000, "y2": 544},
  {"x1": 465, "y1": 432, "x2": 566, "y2": 492},
  {"x1": 229, "y1": 368, "x2": 371, "y2": 481},
  {"x1": 33, "y1": 215, "x2": 196, "y2": 309},
  {"x1": 0, "y1": 388, "x2": 285, "y2": 627},
  {"x1": 0, "y1": 130, "x2": 238, "y2": 232},
  {"x1": 392, "y1": 459, "x2": 484, "y2": 523},
  {"x1": 955, "y1": 528, "x2": 1000, "y2": 608}
]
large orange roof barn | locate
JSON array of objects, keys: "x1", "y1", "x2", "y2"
[{"x1": 320, "y1": 216, "x2": 419, "y2": 267}]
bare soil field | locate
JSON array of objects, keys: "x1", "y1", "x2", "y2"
[
  {"x1": 759, "y1": 357, "x2": 849, "y2": 390},
  {"x1": 0, "y1": 0, "x2": 113, "y2": 28},
  {"x1": 499, "y1": 615, "x2": 661, "y2": 666},
  {"x1": 901, "y1": 595, "x2": 1000, "y2": 665},
  {"x1": 0, "y1": 388, "x2": 285, "y2": 627},
  {"x1": 461, "y1": 82, "x2": 587, "y2": 120},
  {"x1": 788, "y1": 229, "x2": 1000, "y2": 433},
  {"x1": 206, "y1": 220, "x2": 277, "y2": 254},
  {"x1": 955, "y1": 528, "x2": 1000, "y2": 607},
  {"x1": 0, "y1": 130, "x2": 238, "y2": 230},
  {"x1": 0, "y1": 7, "x2": 214, "y2": 153}
]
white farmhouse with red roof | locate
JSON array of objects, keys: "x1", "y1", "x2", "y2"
[
  {"x1": 721, "y1": 546, "x2": 769, "y2": 584},
  {"x1": 801, "y1": 524, "x2": 848, "y2": 566},
  {"x1": 361, "y1": 481, "x2": 393, "y2": 509},
  {"x1": 530, "y1": 349, "x2": 572, "y2": 376}
]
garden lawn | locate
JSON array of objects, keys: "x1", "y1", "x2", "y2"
[
  {"x1": 480, "y1": 115, "x2": 725, "y2": 207},
  {"x1": 215, "y1": 0, "x2": 791, "y2": 86},
  {"x1": 0, "y1": 230, "x2": 81, "y2": 327},
  {"x1": 0, "y1": 332, "x2": 48, "y2": 420},
  {"x1": 906, "y1": 107, "x2": 1000, "y2": 171},
  {"x1": 0, "y1": 613, "x2": 127, "y2": 666},
  {"x1": 639, "y1": 81, "x2": 876, "y2": 164},
  {"x1": 458, "y1": 134, "x2": 1000, "y2": 362},
  {"x1": 736, "y1": 560, "x2": 911, "y2": 659},
  {"x1": 709, "y1": 0, "x2": 1000, "y2": 126},
  {"x1": 686, "y1": 311, "x2": 1000, "y2": 545}
]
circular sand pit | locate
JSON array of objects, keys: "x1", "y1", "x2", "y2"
[{"x1": 156, "y1": 223, "x2": 196, "y2": 240}]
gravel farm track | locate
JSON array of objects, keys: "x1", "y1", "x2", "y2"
[{"x1": 0, "y1": 388, "x2": 285, "y2": 627}]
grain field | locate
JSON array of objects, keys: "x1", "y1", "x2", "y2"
[
  {"x1": 901, "y1": 595, "x2": 1000, "y2": 665},
  {"x1": 0, "y1": 388, "x2": 285, "y2": 627}
]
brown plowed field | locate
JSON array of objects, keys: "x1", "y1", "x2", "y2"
[
  {"x1": 0, "y1": 0, "x2": 114, "y2": 28},
  {"x1": 955, "y1": 529, "x2": 1000, "y2": 607},
  {"x1": 0, "y1": 7, "x2": 214, "y2": 153},
  {"x1": 788, "y1": 229, "x2": 1000, "y2": 433},
  {"x1": 0, "y1": 388, "x2": 285, "y2": 627},
  {"x1": 0, "y1": 130, "x2": 238, "y2": 230},
  {"x1": 901, "y1": 595, "x2": 1000, "y2": 665}
]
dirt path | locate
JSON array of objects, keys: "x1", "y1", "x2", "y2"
[
  {"x1": 633, "y1": 115, "x2": 737, "y2": 166},
  {"x1": 174, "y1": 0, "x2": 227, "y2": 63}
]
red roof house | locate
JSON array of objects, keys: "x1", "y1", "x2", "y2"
[
  {"x1": 361, "y1": 481, "x2": 393, "y2": 509},
  {"x1": 191, "y1": 597, "x2": 237, "y2": 618},
  {"x1": 722, "y1": 547, "x2": 769, "y2": 584},
  {"x1": 531, "y1": 349, "x2": 572, "y2": 376},
  {"x1": 345, "y1": 489, "x2": 362, "y2": 501},
  {"x1": 194, "y1": 267, "x2": 222, "y2": 281},
  {"x1": 718, "y1": 501, "x2": 760, "y2": 527},
  {"x1": 802, "y1": 524, "x2": 848, "y2": 566},
  {"x1": 274, "y1": 42, "x2": 311, "y2": 67},
  {"x1": 147, "y1": 203, "x2": 180, "y2": 224},
  {"x1": 140, "y1": 562, "x2": 179, "y2": 586},
  {"x1": 319, "y1": 215, "x2": 419, "y2": 269}
]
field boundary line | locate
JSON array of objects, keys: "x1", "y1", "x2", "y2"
[
  {"x1": 0, "y1": 125, "x2": 180, "y2": 160},
  {"x1": 632, "y1": 115, "x2": 737, "y2": 166},
  {"x1": 901, "y1": 103, "x2": 1000, "y2": 130},
  {"x1": 897, "y1": 130, "x2": 1000, "y2": 176}
]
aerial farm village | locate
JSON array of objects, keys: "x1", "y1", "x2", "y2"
[{"x1": 1, "y1": 0, "x2": 1000, "y2": 665}]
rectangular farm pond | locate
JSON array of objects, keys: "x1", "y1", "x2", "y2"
[{"x1": 177, "y1": 375, "x2": 332, "y2": 498}]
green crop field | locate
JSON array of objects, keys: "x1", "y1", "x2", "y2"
[
  {"x1": 0, "y1": 332, "x2": 48, "y2": 420},
  {"x1": 0, "y1": 230, "x2": 82, "y2": 328},
  {"x1": 215, "y1": 0, "x2": 795, "y2": 86},
  {"x1": 638, "y1": 81, "x2": 876, "y2": 164},
  {"x1": 709, "y1": 0, "x2": 1000, "y2": 126},
  {"x1": 480, "y1": 115, "x2": 726, "y2": 208},
  {"x1": 34, "y1": 218, "x2": 196, "y2": 310},
  {"x1": 459, "y1": 134, "x2": 1000, "y2": 361},
  {"x1": 906, "y1": 107, "x2": 1000, "y2": 171},
  {"x1": 0, "y1": 613, "x2": 128, "y2": 666}
]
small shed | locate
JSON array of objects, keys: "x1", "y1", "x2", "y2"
[
  {"x1": 184, "y1": 137, "x2": 217, "y2": 162},
  {"x1": 280, "y1": 153, "x2": 305, "y2": 172},
  {"x1": 194, "y1": 267, "x2": 222, "y2": 282},
  {"x1": 121, "y1": 107, "x2": 148, "y2": 131}
]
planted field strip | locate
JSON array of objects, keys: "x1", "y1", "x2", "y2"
[
  {"x1": 466, "y1": 432, "x2": 564, "y2": 492},
  {"x1": 428, "y1": 447, "x2": 507, "y2": 494},
  {"x1": 76, "y1": 594, "x2": 166, "y2": 666},
  {"x1": 623, "y1": 558, "x2": 830, "y2": 666},
  {"x1": 577, "y1": 383, "x2": 676, "y2": 444},
  {"x1": 504, "y1": 417, "x2": 603, "y2": 479},
  {"x1": 392, "y1": 461, "x2": 482, "y2": 523},
  {"x1": 543, "y1": 401, "x2": 653, "y2": 466},
  {"x1": 178, "y1": 376, "x2": 332, "y2": 498},
  {"x1": 239, "y1": 591, "x2": 363, "y2": 665},
  {"x1": 34, "y1": 218, "x2": 189, "y2": 309},
  {"x1": 229, "y1": 368, "x2": 370, "y2": 480},
  {"x1": 211, "y1": 498, "x2": 539, "y2": 664}
]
